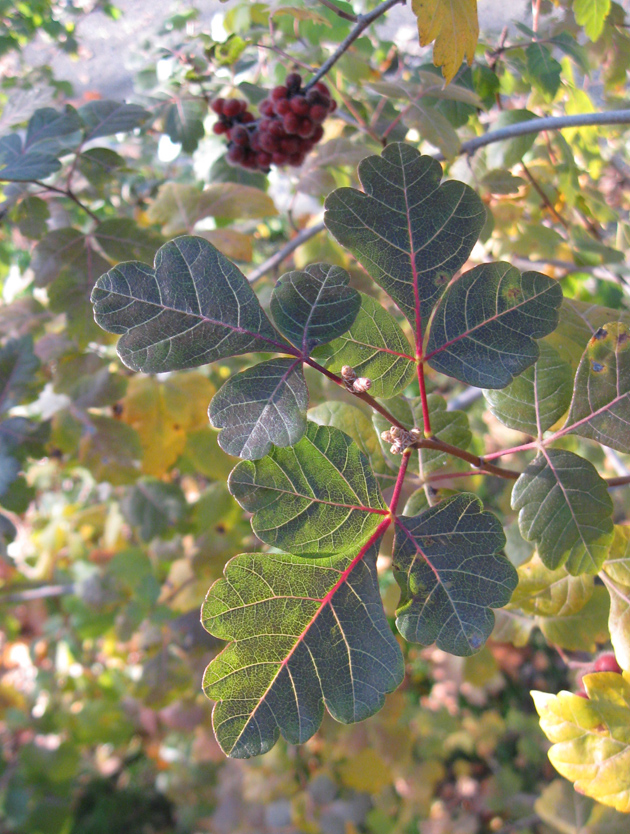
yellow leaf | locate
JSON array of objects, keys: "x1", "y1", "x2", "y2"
[
  {"x1": 338, "y1": 748, "x2": 392, "y2": 793},
  {"x1": 197, "y1": 229, "x2": 253, "y2": 262},
  {"x1": 411, "y1": 0, "x2": 479, "y2": 83},
  {"x1": 532, "y1": 673, "x2": 630, "y2": 813},
  {"x1": 122, "y1": 374, "x2": 215, "y2": 477}
]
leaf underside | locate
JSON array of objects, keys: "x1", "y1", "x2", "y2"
[{"x1": 202, "y1": 540, "x2": 404, "y2": 758}]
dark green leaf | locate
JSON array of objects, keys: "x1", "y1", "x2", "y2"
[
  {"x1": 425, "y1": 263, "x2": 562, "y2": 388},
  {"x1": 53, "y1": 354, "x2": 127, "y2": 409},
  {"x1": 13, "y1": 195, "x2": 50, "y2": 238},
  {"x1": 393, "y1": 494, "x2": 517, "y2": 656},
  {"x1": 78, "y1": 100, "x2": 151, "y2": 140},
  {"x1": 24, "y1": 105, "x2": 82, "y2": 154},
  {"x1": 92, "y1": 218, "x2": 164, "y2": 264},
  {"x1": 481, "y1": 170, "x2": 526, "y2": 195},
  {"x1": 484, "y1": 342, "x2": 573, "y2": 434},
  {"x1": 228, "y1": 422, "x2": 387, "y2": 557},
  {"x1": 512, "y1": 449, "x2": 614, "y2": 574},
  {"x1": 324, "y1": 143, "x2": 486, "y2": 338},
  {"x1": 202, "y1": 538, "x2": 403, "y2": 757},
  {"x1": 77, "y1": 147, "x2": 125, "y2": 188},
  {"x1": 0, "y1": 417, "x2": 48, "y2": 499},
  {"x1": 78, "y1": 415, "x2": 142, "y2": 485},
  {"x1": 209, "y1": 358, "x2": 308, "y2": 459},
  {"x1": 270, "y1": 264, "x2": 360, "y2": 352},
  {"x1": 31, "y1": 228, "x2": 110, "y2": 288},
  {"x1": 525, "y1": 43, "x2": 562, "y2": 97},
  {"x1": 313, "y1": 293, "x2": 415, "y2": 398},
  {"x1": 0, "y1": 336, "x2": 40, "y2": 414},
  {"x1": 0, "y1": 133, "x2": 60, "y2": 181},
  {"x1": 163, "y1": 99, "x2": 205, "y2": 153},
  {"x1": 121, "y1": 479, "x2": 188, "y2": 541},
  {"x1": 91, "y1": 236, "x2": 291, "y2": 373},
  {"x1": 564, "y1": 322, "x2": 630, "y2": 453}
]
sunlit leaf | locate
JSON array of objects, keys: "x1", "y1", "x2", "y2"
[
  {"x1": 564, "y1": 322, "x2": 630, "y2": 453},
  {"x1": 91, "y1": 236, "x2": 291, "y2": 373},
  {"x1": 324, "y1": 144, "x2": 486, "y2": 340},
  {"x1": 411, "y1": 0, "x2": 479, "y2": 84},
  {"x1": 209, "y1": 358, "x2": 308, "y2": 459},
  {"x1": 510, "y1": 553, "x2": 594, "y2": 618},
  {"x1": 228, "y1": 422, "x2": 387, "y2": 557},
  {"x1": 426, "y1": 263, "x2": 562, "y2": 388},
  {"x1": 393, "y1": 493, "x2": 516, "y2": 655},
  {"x1": 270, "y1": 264, "x2": 360, "y2": 352},
  {"x1": 574, "y1": 0, "x2": 611, "y2": 41},
  {"x1": 603, "y1": 527, "x2": 630, "y2": 671},
  {"x1": 484, "y1": 342, "x2": 573, "y2": 434},
  {"x1": 202, "y1": 536, "x2": 403, "y2": 757},
  {"x1": 532, "y1": 671, "x2": 630, "y2": 813},
  {"x1": 122, "y1": 373, "x2": 215, "y2": 477}
]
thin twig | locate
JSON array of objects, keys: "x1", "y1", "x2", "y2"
[
  {"x1": 248, "y1": 221, "x2": 325, "y2": 283},
  {"x1": 414, "y1": 437, "x2": 522, "y2": 480},
  {"x1": 0, "y1": 583, "x2": 75, "y2": 604},
  {"x1": 439, "y1": 110, "x2": 630, "y2": 161},
  {"x1": 316, "y1": 0, "x2": 358, "y2": 22},
  {"x1": 29, "y1": 179, "x2": 100, "y2": 222},
  {"x1": 306, "y1": 0, "x2": 405, "y2": 89}
]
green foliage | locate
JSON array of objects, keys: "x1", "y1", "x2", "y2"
[{"x1": 2, "y1": 0, "x2": 630, "y2": 827}]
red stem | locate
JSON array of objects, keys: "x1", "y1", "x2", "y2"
[{"x1": 389, "y1": 450, "x2": 411, "y2": 516}]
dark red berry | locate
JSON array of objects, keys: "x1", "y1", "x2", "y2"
[
  {"x1": 313, "y1": 81, "x2": 330, "y2": 97},
  {"x1": 297, "y1": 118, "x2": 314, "y2": 138},
  {"x1": 268, "y1": 120, "x2": 286, "y2": 138},
  {"x1": 211, "y1": 98, "x2": 225, "y2": 115},
  {"x1": 223, "y1": 99, "x2": 243, "y2": 118},
  {"x1": 274, "y1": 99, "x2": 291, "y2": 116},
  {"x1": 288, "y1": 152, "x2": 305, "y2": 166},
  {"x1": 260, "y1": 133, "x2": 279, "y2": 153},
  {"x1": 309, "y1": 104, "x2": 328, "y2": 123},
  {"x1": 593, "y1": 653, "x2": 623, "y2": 673},
  {"x1": 240, "y1": 111, "x2": 255, "y2": 124},
  {"x1": 260, "y1": 99, "x2": 275, "y2": 117},
  {"x1": 286, "y1": 72, "x2": 302, "y2": 92},
  {"x1": 213, "y1": 122, "x2": 228, "y2": 135},
  {"x1": 283, "y1": 113, "x2": 301, "y2": 134},
  {"x1": 227, "y1": 145, "x2": 246, "y2": 164},
  {"x1": 290, "y1": 96, "x2": 310, "y2": 116},
  {"x1": 272, "y1": 151, "x2": 287, "y2": 165},
  {"x1": 280, "y1": 137, "x2": 301, "y2": 155},
  {"x1": 311, "y1": 124, "x2": 324, "y2": 143},
  {"x1": 257, "y1": 151, "x2": 272, "y2": 167},
  {"x1": 271, "y1": 86, "x2": 288, "y2": 101},
  {"x1": 329, "y1": 99, "x2": 337, "y2": 112},
  {"x1": 230, "y1": 125, "x2": 250, "y2": 146},
  {"x1": 250, "y1": 132, "x2": 262, "y2": 152}
]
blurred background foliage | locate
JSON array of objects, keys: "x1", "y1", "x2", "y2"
[{"x1": 2, "y1": 0, "x2": 630, "y2": 831}]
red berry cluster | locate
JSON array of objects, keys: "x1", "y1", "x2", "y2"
[{"x1": 211, "y1": 73, "x2": 336, "y2": 173}]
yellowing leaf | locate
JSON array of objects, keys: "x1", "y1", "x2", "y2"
[
  {"x1": 338, "y1": 748, "x2": 392, "y2": 793},
  {"x1": 122, "y1": 374, "x2": 215, "y2": 476},
  {"x1": 411, "y1": 0, "x2": 479, "y2": 83},
  {"x1": 198, "y1": 229, "x2": 253, "y2": 262},
  {"x1": 533, "y1": 673, "x2": 630, "y2": 813}
]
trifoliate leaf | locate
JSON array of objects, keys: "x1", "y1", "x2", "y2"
[
  {"x1": 564, "y1": 322, "x2": 630, "y2": 453},
  {"x1": 91, "y1": 236, "x2": 291, "y2": 373},
  {"x1": 313, "y1": 293, "x2": 416, "y2": 399},
  {"x1": 228, "y1": 422, "x2": 387, "y2": 557},
  {"x1": 202, "y1": 535, "x2": 404, "y2": 757},
  {"x1": 532, "y1": 671, "x2": 630, "y2": 813},
  {"x1": 393, "y1": 493, "x2": 517, "y2": 655},
  {"x1": 209, "y1": 358, "x2": 308, "y2": 459},
  {"x1": 270, "y1": 264, "x2": 360, "y2": 352},
  {"x1": 484, "y1": 342, "x2": 573, "y2": 434},
  {"x1": 512, "y1": 449, "x2": 614, "y2": 574},
  {"x1": 425, "y1": 263, "x2": 562, "y2": 388}
]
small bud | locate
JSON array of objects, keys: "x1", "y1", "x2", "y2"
[
  {"x1": 352, "y1": 377, "x2": 372, "y2": 393},
  {"x1": 381, "y1": 429, "x2": 393, "y2": 442},
  {"x1": 409, "y1": 428, "x2": 422, "y2": 440},
  {"x1": 340, "y1": 365, "x2": 356, "y2": 382}
]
